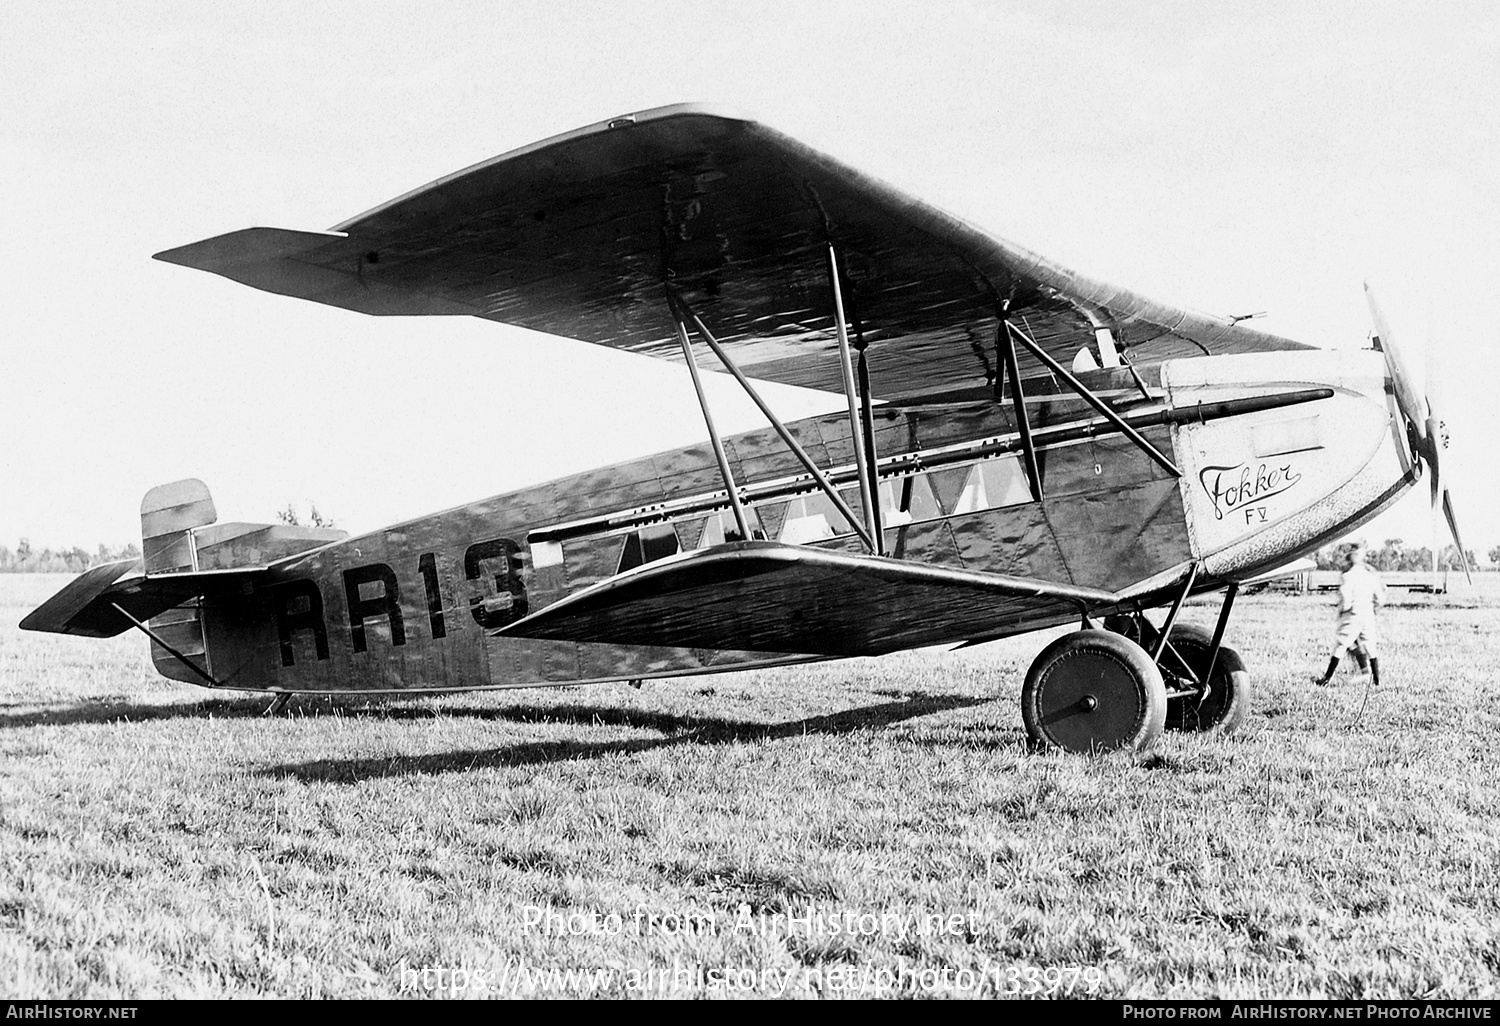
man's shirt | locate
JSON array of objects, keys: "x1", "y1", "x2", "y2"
[{"x1": 1339, "y1": 562, "x2": 1387, "y2": 618}]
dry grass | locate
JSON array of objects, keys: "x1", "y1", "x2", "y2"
[{"x1": 1, "y1": 573, "x2": 1497, "y2": 998}]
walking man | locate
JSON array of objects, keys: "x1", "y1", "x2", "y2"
[{"x1": 1314, "y1": 541, "x2": 1387, "y2": 686}]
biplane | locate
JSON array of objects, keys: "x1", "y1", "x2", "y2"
[{"x1": 22, "y1": 104, "x2": 1463, "y2": 753}]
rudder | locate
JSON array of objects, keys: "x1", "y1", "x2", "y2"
[
  {"x1": 141, "y1": 479, "x2": 217, "y2": 573},
  {"x1": 141, "y1": 479, "x2": 217, "y2": 683}
]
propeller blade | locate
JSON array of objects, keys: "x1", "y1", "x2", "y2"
[
  {"x1": 1367, "y1": 282, "x2": 1467, "y2": 589},
  {"x1": 1420, "y1": 329, "x2": 1465, "y2": 582},
  {"x1": 1440, "y1": 488, "x2": 1473, "y2": 586},
  {"x1": 1364, "y1": 282, "x2": 1428, "y2": 448},
  {"x1": 1422, "y1": 315, "x2": 1447, "y2": 505},
  {"x1": 1425, "y1": 415, "x2": 1443, "y2": 506}
]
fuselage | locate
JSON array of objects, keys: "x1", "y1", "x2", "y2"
[{"x1": 153, "y1": 347, "x2": 1413, "y2": 694}]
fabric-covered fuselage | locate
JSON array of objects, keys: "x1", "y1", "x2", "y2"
[{"x1": 165, "y1": 349, "x2": 1408, "y2": 694}]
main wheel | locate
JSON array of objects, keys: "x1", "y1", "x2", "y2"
[
  {"x1": 1021, "y1": 630, "x2": 1167, "y2": 753},
  {"x1": 1159, "y1": 624, "x2": 1251, "y2": 734}
]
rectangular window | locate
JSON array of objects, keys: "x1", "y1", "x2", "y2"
[
  {"x1": 780, "y1": 493, "x2": 854, "y2": 543},
  {"x1": 617, "y1": 522, "x2": 681, "y2": 573},
  {"x1": 973, "y1": 456, "x2": 1032, "y2": 508},
  {"x1": 951, "y1": 456, "x2": 1029, "y2": 514},
  {"x1": 879, "y1": 475, "x2": 941, "y2": 525},
  {"x1": 1253, "y1": 416, "x2": 1322, "y2": 458},
  {"x1": 699, "y1": 507, "x2": 765, "y2": 547},
  {"x1": 530, "y1": 539, "x2": 564, "y2": 569}
]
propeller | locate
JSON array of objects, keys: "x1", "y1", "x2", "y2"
[{"x1": 1364, "y1": 282, "x2": 1472, "y2": 584}]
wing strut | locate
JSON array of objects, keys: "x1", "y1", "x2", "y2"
[
  {"x1": 1122, "y1": 357, "x2": 1158, "y2": 403},
  {"x1": 842, "y1": 264, "x2": 886, "y2": 552},
  {"x1": 667, "y1": 290, "x2": 752, "y2": 541},
  {"x1": 855, "y1": 343, "x2": 886, "y2": 547},
  {"x1": 672, "y1": 293, "x2": 876, "y2": 552},
  {"x1": 826, "y1": 244, "x2": 884, "y2": 554},
  {"x1": 1005, "y1": 319, "x2": 1182, "y2": 479},
  {"x1": 997, "y1": 304, "x2": 1044, "y2": 502}
]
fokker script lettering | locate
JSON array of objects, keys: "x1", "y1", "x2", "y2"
[{"x1": 1199, "y1": 461, "x2": 1301, "y2": 521}]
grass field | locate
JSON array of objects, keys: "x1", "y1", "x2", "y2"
[{"x1": 2, "y1": 572, "x2": 1497, "y2": 999}]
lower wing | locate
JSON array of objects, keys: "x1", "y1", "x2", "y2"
[{"x1": 495, "y1": 541, "x2": 1115, "y2": 656}]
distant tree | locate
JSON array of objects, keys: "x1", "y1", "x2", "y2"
[
  {"x1": 1437, "y1": 545, "x2": 1476, "y2": 572},
  {"x1": 1368, "y1": 538, "x2": 1404, "y2": 572},
  {"x1": 0, "y1": 539, "x2": 141, "y2": 572},
  {"x1": 1314, "y1": 544, "x2": 1347, "y2": 571},
  {"x1": 276, "y1": 503, "x2": 336, "y2": 529},
  {"x1": 1399, "y1": 546, "x2": 1432, "y2": 573},
  {"x1": 1315, "y1": 538, "x2": 1473, "y2": 574},
  {"x1": 1489, "y1": 545, "x2": 1500, "y2": 569}
]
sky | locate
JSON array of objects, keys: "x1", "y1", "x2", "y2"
[{"x1": 3, "y1": 0, "x2": 1497, "y2": 561}]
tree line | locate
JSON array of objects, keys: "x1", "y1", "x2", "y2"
[
  {"x1": 0, "y1": 540, "x2": 141, "y2": 573},
  {"x1": 1, "y1": 532, "x2": 1491, "y2": 574},
  {"x1": 2, "y1": 503, "x2": 335, "y2": 573},
  {"x1": 1314, "y1": 538, "x2": 1485, "y2": 573}
]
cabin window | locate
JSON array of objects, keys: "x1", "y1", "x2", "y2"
[
  {"x1": 779, "y1": 492, "x2": 856, "y2": 543},
  {"x1": 616, "y1": 522, "x2": 681, "y2": 573},
  {"x1": 880, "y1": 475, "x2": 942, "y2": 526},
  {"x1": 609, "y1": 456, "x2": 1038, "y2": 569},
  {"x1": 530, "y1": 539, "x2": 564, "y2": 569},
  {"x1": 698, "y1": 507, "x2": 765, "y2": 547},
  {"x1": 951, "y1": 456, "x2": 1031, "y2": 514}
]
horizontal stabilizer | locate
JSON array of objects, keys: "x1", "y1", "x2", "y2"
[
  {"x1": 495, "y1": 541, "x2": 1113, "y2": 657},
  {"x1": 24, "y1": 475, "x2": 346, "y2": 640},
  {"x1": 19, "y1": 561, "x2": 264, "y2": 638}
]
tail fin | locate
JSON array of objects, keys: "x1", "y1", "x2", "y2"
[{"x1": 141, "y1": 479, "x2": 217, "y2": 573}]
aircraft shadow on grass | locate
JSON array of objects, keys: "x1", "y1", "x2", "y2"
[
  {"x1": 0, "y1": 694, "x2": 272, "y2": 729},
  {"x1": 260, "y1": 693, "x2": 992, "y2": 784},
  {"x1": 0, "y1": 691, "x2": 995, "y2": 779}
]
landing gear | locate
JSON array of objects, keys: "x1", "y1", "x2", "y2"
[
  {"x1": 1159, "y1": 625, "x2": 1250, "y2": 735},
  {"x1": 1020, "y1": 630, "x2": 1167, "y2": 753},
  {"x1": 1102, "y1": 581, "x2": 1251, "y2": 736}
]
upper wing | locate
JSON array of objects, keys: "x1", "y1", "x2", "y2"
[
  {"x1": 156, "y1": 103, "x2": 1310, "y2": 403},
  {"x1": 495, "y1": 540, "x2": 1115, "y2": 656}
]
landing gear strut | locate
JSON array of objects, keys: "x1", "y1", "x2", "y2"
[
  {"x1": 1103, "y1": 581, "x2": 1251, "y2": 736},
  {"x1": 1023, "y1": 581, "x2": 1251, "y2": 754},
  {"x1": 1158, "y1": 624, "x2": 1250, "y2": 734}
]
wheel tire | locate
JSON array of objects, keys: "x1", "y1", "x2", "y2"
[
  {"x1": 1021, "y1": 629, "x2": 1167, "y2": 754},
  {"x1": 1159, "y1": 624, "x2": 1251, "y2": 735}
]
